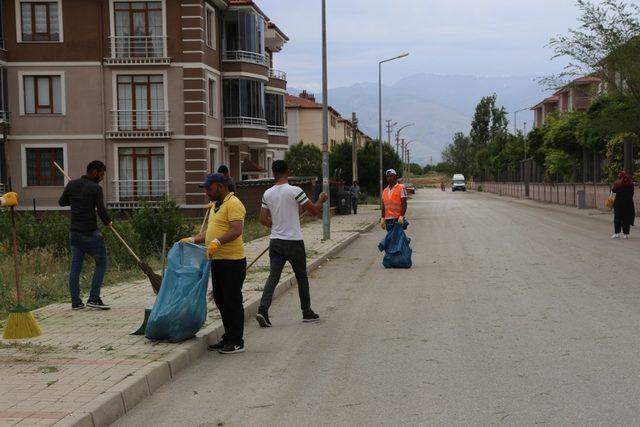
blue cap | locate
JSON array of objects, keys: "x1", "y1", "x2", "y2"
[{"x1": 199, "y1": 173, "x2": 227, "y2": 188}]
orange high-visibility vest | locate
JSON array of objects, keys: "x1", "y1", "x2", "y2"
[{"x1": 383, "y1": 184, "x2": 405, "y2": 219}]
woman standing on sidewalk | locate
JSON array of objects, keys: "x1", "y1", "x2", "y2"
[{"x1": 612, "y1": 171, "x2": 635, "y2": 239}]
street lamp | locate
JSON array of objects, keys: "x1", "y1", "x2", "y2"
[
  {"x1": 402, "y1": 139, "x2": 416, "y2": 177},
  {"x1": 395, "y1": 123, "x2": 414, "y2": 153},
  {"x1": 321, "y1": 0, "x2": 330, "y2": 240},
  {"x1": 379, "y1": 52, "x2": 409, "y2": 205},
  {"x1": 513, "y1": 107, "x2": 529, "y2": 135}
]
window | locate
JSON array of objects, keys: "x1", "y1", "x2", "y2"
[
  {"x1": 223, "y1": 78, "x2": 265, "y2": 120},
  {"x1": 209, "y1": 147, "x2": 218, "y2": 173},
  {"x1": 26, "y1": 147, "x2": 64, "y2": 186},
  {"x1": 205, "y1": 6, "x2": 215, "y2": 49},
  {"x1": 116, "y1": 74, "x2": 165, "y2": 130},
  {"x1": 19, "y1": 1, "x2": 60, "y2": 42},
  {"x1": 113, "y1": 1, "x2": 163, "y2": 57},
  {"x1": 265, "y1": 93, "x2": 284, "y2": 127},
  {"x1": 118, "y1": 146, "x2": 166, "y2": 200},
  {"x1": 23, "y1": 75, "x2": 62, "y2": 114},
  {"x1": 207, "y1": 77, "x2": 217, "y2": 117},
  {"x1": 330, "y1": 116, "x2": 337, "y2": 128},
  {"x1": 223, "y1": 9, "x2": 264, "y2": 54}
]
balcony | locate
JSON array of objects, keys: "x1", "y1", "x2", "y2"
[
  {"x1": 108, "y1": 110, "x2": 172, "y2": 139},
  {"x1": 0, "y1": 111, "x2": 9, "y2": 123},
  {"x1": 573, "y1": 96, "x2": 594, "y2": 111},
  {"x1": 105, "y1": 36, "x2": 170, "y2": 65},
  {"x1": 110, "y1": 179, "x2": 170, "y2": 208},
  {"x1": 269, "y1": 69, "x2": 287, "y2": 81},
  {"x1": 224, "y1": 116, "x2": 267, "y2": 128},
  {"x1": 267, "y1": 125, "x2": 287, "y2": 135},
  {"x1": 223, "y1": 50, "x2": 269, "y2": 67}
]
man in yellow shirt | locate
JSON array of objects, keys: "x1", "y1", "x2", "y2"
[
  {"x1": 0, "y1": 192, "x2": 18, "y2": 207},
  {"x1": 181, "y1": 173, "x2": 247, "y2": 354}
]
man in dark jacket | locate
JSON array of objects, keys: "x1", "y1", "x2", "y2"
[{"x1": 59, "y1": 161, "x2": 112, "y2": 310}]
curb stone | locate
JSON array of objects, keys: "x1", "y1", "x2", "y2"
[{"x1": 54, "y1": 218, "x2": 376, "y2": 427}]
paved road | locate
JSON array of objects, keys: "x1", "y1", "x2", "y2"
[{"x1": 116, "y1": 189, "x2": 640, "y2": 426}]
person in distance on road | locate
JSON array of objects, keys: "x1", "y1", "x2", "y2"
[
  {"x1": 611, "y1": 171, "x2": 635, "y2": 239},
  {"x1": 256, "y1": 160, "x2": 328, "y2": 327},
  {"x1": 381, "y1": 169, "x2": 407, "y2": 231},
  {"x1": 350, "y1": 180, "x2": 361, "y2": 215}
]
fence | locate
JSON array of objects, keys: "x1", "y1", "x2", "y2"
[{"x1": 473, "y1": 181, "x2": 640, "y2": 212}]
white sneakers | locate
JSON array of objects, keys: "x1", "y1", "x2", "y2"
[
  {"x1": 612, "y1": 234, "x2": 620, "y2": 239},
  {"x1": 623, "y1": 234, "x2": 630, "y2": 239}
]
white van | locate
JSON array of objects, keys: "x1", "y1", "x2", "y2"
[{"x1": 452, "y1": 174, "x2": 466, "y2": 192}]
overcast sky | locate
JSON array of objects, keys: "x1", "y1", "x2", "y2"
[{"x1": 260, "y1": 0, "x2": 639, "y2": 91}]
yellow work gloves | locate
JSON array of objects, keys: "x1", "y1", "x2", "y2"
[
  {"x1": 179, "y1": 237, "x2": 195, "y2": 244},
  {"x1": 0, "y1": 192, "x2": 18, "y2": 207},
  {"x1": 380, "y1": 218, "x2": 386, "y2": 230},
  {"x1": 206, "y1": 202, "x2": 214, "y2": 210},
  {"x1": 398, "y1": 216, "x2": 405, "y2": 225},
  {"x1": 207, "y1": 239, "x2": 222, "y2": 259}
]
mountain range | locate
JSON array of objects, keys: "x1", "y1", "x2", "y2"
[{"x1": 293, "y1": 73, "x2": 552, "y2": 165}]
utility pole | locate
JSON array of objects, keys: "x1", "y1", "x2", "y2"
[
  {"x1": 523, "y1": 122, "x2": 528, "y2": 160},
  {"x1": 321, "y1": 0, "x2": 330, "y2": 240},
  {"x1": 401, "y1": 138, "x2": 405, "y2": 177},
  {"x1": 407, "y1": 150, "x2": 411, "y2": 181},
  {"x1": 352, "y1": 112, "x2": 358, "y2": 184}
]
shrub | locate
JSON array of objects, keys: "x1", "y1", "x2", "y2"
[{"x1": 606, "y1": 132, "x2": 640, "y2": 182}]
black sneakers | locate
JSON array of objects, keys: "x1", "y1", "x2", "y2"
[
  {"x1": 208, "y1": 340, "x2": 225, "y2": 351},
  {"x1": 302, "y1": 310, "x2": 320, "y2": 323},
  {"x1": 72, "y1": 302, "x2": 86, "y2": 310},
  {"x1": 218, "y1": 343, "x2": 245, "y2": 354},
  {"x1": 256, "y1": 310, "x2": 272, "y2": 328},
  {"x1": 87, "y1": 299, "x2": 111, "y2": 310}
]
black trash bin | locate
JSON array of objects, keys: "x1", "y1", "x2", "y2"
[{"x1": 337, "y1": 192, "x2": 351, "y2": 215}]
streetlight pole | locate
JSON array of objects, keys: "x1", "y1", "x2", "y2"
[
  {"x1": 513, "y1": 107, "x2": 529, "y2": 135},
  {"x1": 523, "y1": 122, "x2": 528, "y2": 160},
  {"x1": 402, "y1": 139, "x2": 416, "y2": 177},
  {"x1": 379, "y1": 53, "x2": 409, "y2": 204},
  {"x1": 395, "y1": 123, "x2": 414, "y2": 154},
  {"x1": 321, "y1": 0, "x2": 330, "y2": 240}
]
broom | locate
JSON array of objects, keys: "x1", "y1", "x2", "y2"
[
  {"x1": 52, "y1": 161, "x2": 162, "y2": 294},
  {"x1": 2, "y1": 182, "x2": 43, "y2": 339}
]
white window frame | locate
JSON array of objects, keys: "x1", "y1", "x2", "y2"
[
  {"x1": 108, "y1": 0, "x2": 167, "y2": 58},
  {"x1": 207, "y1": 73, "x2": 217, "y2": 118},
  {"x1": 111, "y1": 70, "x2": 169, "y2": 113},
  {"x1": 112, "y1": 142, "x2": 170, "y2": 202},
  {"x1": 205, "y1": 4, "x2": 216, "y2": 50},
  {"x1": 16, "y1": 0, "x2": 64, "y2": 43},
  {"x1": 21, "y1": 142, "x2": 68, "y2": 187},
  {"x1": 18, "y1": 70, "x2": 66, "y2": 116},
  {"x1": 208, "y1": 143, "x2": 219, "y2": 173}
]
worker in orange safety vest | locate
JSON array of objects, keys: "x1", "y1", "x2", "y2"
[{"x1": 380, "y1": 169, "x2": 407, "y2": 231}]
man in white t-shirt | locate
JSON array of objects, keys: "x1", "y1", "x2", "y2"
[{"x1": 257, "y1": 160, "x2": 328, "y2": 327}]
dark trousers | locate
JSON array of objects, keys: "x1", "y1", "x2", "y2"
[
  {"x1": 615, "y1": 220, "x2": 631, "y2": 235},
  {"x1": 351, "y1": 197, "x2": 358, "y2": 214},
  {"x1": 211, "y1": 259, "x2": 247, "y2": 345},
  {"x1": 69, "y1": 230, "x2": 108, "y2": 304},
  {"x1": 259, "y1": 239, "x2": 311, "y2": 313}
]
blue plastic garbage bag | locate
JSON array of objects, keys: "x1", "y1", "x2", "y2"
[
  {"x1": 145, "y1": 243, "x2": 210, "y2": 343},
  {"x1": 378, "y1": 220, "x2": 412, "y2": 268}
]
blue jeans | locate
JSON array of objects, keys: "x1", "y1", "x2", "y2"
[{"x1": 69, "y1": 230, "x2": 108, "y2": 304}]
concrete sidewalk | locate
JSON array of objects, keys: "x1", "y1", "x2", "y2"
[{"x1": 0, "y1": 207, "x2": 379, "y2": 427}]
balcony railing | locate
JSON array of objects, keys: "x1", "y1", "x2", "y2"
[
  {"x1": 267, "y1": 124, "x2": 287, "y2": 135},
  {"x1": 106, "y1": 36, "x2": 170, "y2": 64},
  {"x1": 224, "y1": 116, "x2": 267, "y2": 128},
  {"x1": 573, "y1": 96, "x2": 593, "y2": 111},
  {"x1": 112, "y1": 179, "x2": 170, "y2": 204},
  {"x1": 223, "y1": 50, "x2": 269, "y2": 66},
  {"x1": 0, "y1": 111, "x2": 10, "y2": 123},
  {"x1": 269, "y1": 69, "x2": 287, "y2": 81},
  {"x1": 108, "y1": 110, "x2": 172, "y2": 138},
  {"x1": 0, "y1": 183, "x2": 6, "y2": 195}
]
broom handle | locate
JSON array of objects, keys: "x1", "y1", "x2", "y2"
[
  {"x1": 108, "y1": 225, "x2": 142, "y2": 263},
  {"x1": 199, "y1": 205, "x2": 211, "y2": 235},
  {"x1": 9, "y1": 206, "x2": 22, "y2": 304},
  {"x1": 53, "y1": 161, "x2": 70, "y2": 181}
]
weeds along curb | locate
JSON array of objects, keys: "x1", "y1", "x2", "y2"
[{"x1": 54, "y1": 219, "x2": 377, "y2": 427}]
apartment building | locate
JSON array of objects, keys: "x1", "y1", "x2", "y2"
[
  {"x1": 0, "y1": 0, "x2": 289, "y2": 209},
  {"x1": 531, "y1": 76, "x2": 600, "y2": 129},
  {"x1": 286, "y1": 90, "x2": 370, "y2": 151}
]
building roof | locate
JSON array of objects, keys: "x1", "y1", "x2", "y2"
[
  {"x1": 227, "y1": 0, "x2": 269, "y2": 20},
  {"x1": 531, "y1": 95, "x2": 559, "y2": 110},
  {"x1": 286, "y1": 94, "x2": 322, "y2": 110},
  {"x1": 267, "y1": 22, "x2": 289, "y2": 42},
  {"x1": 553, "y1": 75, "x2": 601, "y2": 95},
  {"x1": 241, "y1": 158, "x2": 266, "y2": 173}
]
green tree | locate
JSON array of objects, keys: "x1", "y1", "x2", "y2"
[
  {"x1": 544, "y1": 0, "x2": 640, "y2": 101},
  {"x1": 357, "y1": 140, "x2": 402, "y2": 195},
  {"x1": 328, "y1": 140, "x2": 355, "y2": 183},
  {"x1": 605, "y1": 132, "x2": 640, "y2": 181},
  {"x1": 442, "y1": 132, "x2": 472, "y2": 177},
  {"x1": 284, "y1": 142, "x2": 323, "y2": 179}
]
